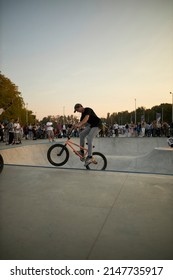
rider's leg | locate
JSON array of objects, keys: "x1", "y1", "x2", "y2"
[
  {"x1": 87, "y1": 127, "x2": 100, "y2": 157},
  {"x1": 79, "y1": 126, "x2": 91, "y2": 152}
]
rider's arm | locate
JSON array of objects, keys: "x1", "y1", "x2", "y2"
[{"x1": 75, "y1": 115, "x2": 89, "y2": 128}]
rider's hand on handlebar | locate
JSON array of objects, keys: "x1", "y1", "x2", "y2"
[
  {"x1": 67, "y1": 126, "x2": 75, "y2": 137},
  {"x1": 74, "y1": 123, "x2": 80, "y2": 129}
]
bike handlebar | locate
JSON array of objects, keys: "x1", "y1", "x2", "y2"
[{"x1": 67, "y1": 125, "x2": 76, "y2": 139}]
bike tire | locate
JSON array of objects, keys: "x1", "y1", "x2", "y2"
[
  {"x1": 47, "y1": 144, "x2": 69, "y2": 166},
  {"x1": 86, "y1": 152, "x2": 107, "y2": 171},
  {"x1": 0, "y1": 154, "x2": 4, "y2": 173}
]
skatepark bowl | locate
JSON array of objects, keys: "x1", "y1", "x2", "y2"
[{"x1": 0, "y1": 137, "x2": 173, "y2": 260}]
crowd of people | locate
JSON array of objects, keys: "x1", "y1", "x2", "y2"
[
  {"x1": 101, "y1": 120, "x2": 173, "y2": 138},
  {"x1": 0, "y1": 118, "x2": 23, "y2": 145},
  {"x1": 0, "y1": 119, "x2": 173, "y2": 145},
  {"x1": 0, "y1": 119, "x2": 78, "y2": 144}
]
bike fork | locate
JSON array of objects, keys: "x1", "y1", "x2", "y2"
[{"x1": 58, "y1": 145, "x2": 66, "y2": 156}]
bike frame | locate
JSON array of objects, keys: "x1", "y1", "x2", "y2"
[{"x1": 64, "y1": 137, "x2": 88, "y2": 159}]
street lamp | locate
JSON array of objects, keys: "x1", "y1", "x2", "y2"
[
  {"x1": 134, "y1": 98, "x2": 136, "y2": 124},
  {"x1": 170, "y1": 92, "x2": 173, "y2": 122}
]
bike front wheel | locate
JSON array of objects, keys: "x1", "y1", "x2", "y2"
[
  {"x1": 47, "y1": 144, "x2": 69, "y2": 166},
  {"x1": 86, "y1": 152, "x2": 107, "y2": 171}
]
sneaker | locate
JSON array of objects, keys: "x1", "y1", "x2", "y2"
[
  {"x1": 77, "y1": 150, "x2": 84, "y2": 157},
  {"x1": 84, "y1": 156, "x2": 93, "y2": 166}
]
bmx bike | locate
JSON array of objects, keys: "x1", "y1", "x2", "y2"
[{"x1": 47, "y1": 135, "x2": 107, "y2": 171}]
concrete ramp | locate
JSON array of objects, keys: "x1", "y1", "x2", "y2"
[
  {"x1": 106, "y1": 148, "x2": 173, "y2": 174},
  {"x1": 0, "y1": 143, "x2": 51, "y2": 167},
  {"x1": 91, "y1": 137, "x2": 170, "y2": 156},
  {"x1": 0, "y1": 138, "x2": 172, "y2": 175}
]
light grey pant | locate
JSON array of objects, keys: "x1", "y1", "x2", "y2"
[{"x1": 79, "y1": 126, "x2": 100, "y2": 157}]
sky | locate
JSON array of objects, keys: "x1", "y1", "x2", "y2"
[{"x1": 0, "y1": 0, "x2": 173, "y2": 120}]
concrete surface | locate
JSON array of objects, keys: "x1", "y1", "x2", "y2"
[{"x1": 0, "y1": 137, "x2": 173, "y2": 260}]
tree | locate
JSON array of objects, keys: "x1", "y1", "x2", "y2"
[{"x1": 0, "y1": 72, "x2": 36, "y2": 124}]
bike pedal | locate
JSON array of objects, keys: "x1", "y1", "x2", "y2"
[{"x1": 80, "y1": 158, "x2": 85, "y2": 162}]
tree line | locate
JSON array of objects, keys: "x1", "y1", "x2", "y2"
[
  {"x1": 0, "y1": 72, "x2": 172, "y2": 126},
  {"x1": 104, "y1": 103, "x2": 172, "y2": 126}
]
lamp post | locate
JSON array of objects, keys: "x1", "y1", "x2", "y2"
[
  {"x1": 134, "y1": 98, "x2": 136, "y2": 124},
  {"x1": 170, "y1": 92, "x2": 173, "y2": 122}
]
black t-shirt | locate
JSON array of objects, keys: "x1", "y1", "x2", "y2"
[{"x1": 80, "y1": 107, "x2": 101, "y2": 128}]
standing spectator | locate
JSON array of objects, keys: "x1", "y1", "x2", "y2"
[
  {"x1": 8, "y1": 118, "x2": 14, "y2": 144},
  {"x1": 141, "y1": 121, "x2": 146, "y2": 137},
  {"x1": 156, "y1": 122, "x2": 161, "y2": 137},
  {"x1": 46, "y1": 120, "x2": 54, "y2": 142},
  {"x1": 113, "y1": 122, "x2": 119, "y2": 137},
  {"x1": 136, "y1": 122, "x2": 141, "y2": 136},
  {"x1": 62, "y1": 124, "x2": 66, "y2": 137},
  {"x1": 55, "y1": 123, "x2": 62, "y2": 138},
  {"x1": 32, "y1": 124, "x2": 37, "y2": 140},
  {"x1": 152, "y1": 121, "x2": 157, "y2": 137},
  {"x1": 125, "y1": 123, "x2": 129, "y2": 137},
  {"x1": 28, "y1": 124, "x2": 33, "y2": 139},
  {"x1": 3, "y1": 122, "x2": 9, "y2": 144},
  {"x1": 129, "y1": 122, "x2": 135, "y2": 137},
  {"x1": 145, "y1": 122, "x2": 152, "y2": 137},
  {"x1": 13, "y1": 119, "x2": 22, "y2": 144},
  {"x1": 162, "y1": 122, "x2": 169, "y2": 137},
  {"x1": 23, "y1": 124, "x2": 29, "y2": 139}
]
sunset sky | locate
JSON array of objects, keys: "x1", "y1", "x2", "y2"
[{"x1": 1, "y1": 0, "x2": 173, "y2": 120}]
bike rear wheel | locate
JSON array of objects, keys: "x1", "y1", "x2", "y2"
[
  {"x1": 47, "y1": 144, "x2": 69, "y2": 166},
  {"x1": 86, "y1": 152, "x2": 107, "y2": 171}
]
